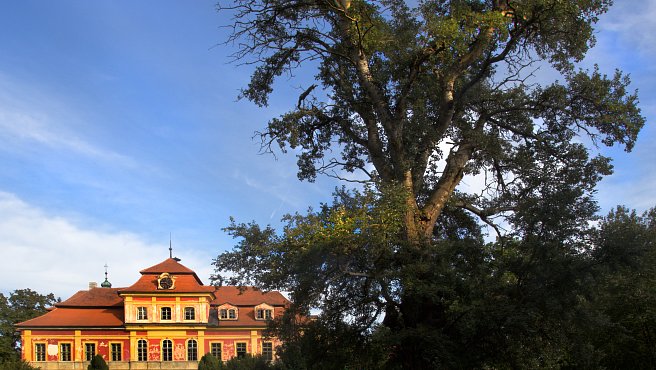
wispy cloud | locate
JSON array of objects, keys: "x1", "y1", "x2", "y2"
[
  {"x1": 232, "y1": 168, "x2": 302, "y2": 209},
  {"x1": 0, "y1": 109, "x2": 136, "y2": 167},
  {"x1": 0, "y1": 73, "x2": 138, "y2": 168}
]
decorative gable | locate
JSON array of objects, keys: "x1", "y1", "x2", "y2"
[{"x1": 254, "y1": 303, "x2": 274, "y2": 320}]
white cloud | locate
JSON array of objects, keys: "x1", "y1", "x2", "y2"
[
  {"x1": 0, "y1": 191, "x2": 215, "y2": 300},
  {"x1": 0, "y1": 109, "x2": 136, "y2": 168},
  {"x1": 598, "y1": 1, "x2": 656, "y2": 55}
]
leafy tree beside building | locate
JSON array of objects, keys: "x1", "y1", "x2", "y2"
[
  {"x1": 0, "y1": 289, "x2": 58, "y2": 362},
  {"x1": 213, "y1": 0, "x2": 646, "y2": 367}
]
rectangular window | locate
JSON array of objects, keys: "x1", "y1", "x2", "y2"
[
  {"x1": 85, "y1": 343, "x2": 96, "y2": 361},
  {"x1": 262, "y1": 342, "x2": 273, "y2": 362},
  {"x1": 111, "y1": 343, "x2": 122, "y2": 361},
  {"x1": 34, "y1": 343, "x2": 46, "y2": 362},
  {"x1": 184, "y1": 307, "x2": 195, "y2": 320},
  {"x1": 228, "y1": 309, "x2": 236, "y2": 319},
  {"x1": 210, "y1": 342, "x2": 222, "y2": 359},
  {"x1": 236, "y1": 342, "x2": 247, "y2": 359},
  {"x1": 60, "y1": 343, "x2": 72, "y2": 361},
  {"x1": 137, "y1": 340, "x2": 148, "y2": 362},
  {"x1": 137, "y1": 306, "x2": 148, "y2": 320},
  {"x1": 161, "y1": 307, "x2": 172, "y2": 320},
  {"x1": 220, "y1": 308, "x2": 227, "y2": 319}
]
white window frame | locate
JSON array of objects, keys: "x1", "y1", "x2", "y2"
[{"x1": 136, "y1": 306, "x2": 148, "y2": 321}]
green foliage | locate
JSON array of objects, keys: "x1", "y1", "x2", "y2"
[
  {"x1": 199, "y1": 353, "x2": 223, "y2": 370},
  {"x1": 216, "y1": 186, "x2": 407, "y2": 320},
  {"x1": 0, "y1": 289, "x2": 58, "y2": 362},
  {"x1": 0, "y1": 359, "x2": 39, "y2": 370},
  {"x1": 198, "y1": 353, "x2": 279, "y2": 370},
  {"x1": 216, "y1": 0, "x2": 649, "y2": 368},
  {"x1": 216, "y1": 186, "x2": 611, "y2": 368},
  {"x1": 224, "y1": 354, "x2": 276, "y2": 370},
  {"x1": 87, "y1": 354, "x2": 108, "y2": 370},
  {"x1": 586, "y1": 207, "x2": 656, "y2": 368}
]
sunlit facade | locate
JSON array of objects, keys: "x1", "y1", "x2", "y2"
[{"x1": 17, "y1": 258, "x2": 286, "y2": 369}]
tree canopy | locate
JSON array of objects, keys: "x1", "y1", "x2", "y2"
[
  {"x1": 214, "y1": 0, "x2": 647, "y2": 368},
  {"x1": 0, "y1": 289, "x2": 58, "y2": 362},
  {"x1": 220, "y1": 0, "x2": 644, "y2": 242}
]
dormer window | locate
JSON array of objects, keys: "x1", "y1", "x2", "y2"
[
  {"x1": 255, "y1": 303, "x2": 274, "y2": 320},
  {"x1": 218, "y1": 304, "x2": 238, "y2": 320},
  {"x1": 256, "y1": 308, "x2": 272, "y2": 320}
]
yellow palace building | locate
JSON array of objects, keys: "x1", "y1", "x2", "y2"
[{"x1": 16, "y1": 258, "x2": 288, "y2": 369}]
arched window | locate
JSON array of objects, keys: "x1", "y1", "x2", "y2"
[
  {"x1": 137, "y1": 339, "x2": 148, "y2": 361},
  {"x1": 184, "y1": 307, "x2": 195, "y2": 320},
  {"x1": 187, "y1": 339, "x2": 198, "y2": 361},
  {"x1": 162, "y1": 340, "x2": 173, "y2": 361}
]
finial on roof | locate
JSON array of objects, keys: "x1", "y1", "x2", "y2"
[
  {"x1": 169, "y1": 234, "x2": 181, "y2": 261},
  {"x1": 169, "y1": 233, "x2": 173, "y2": 259},
  {"x1": 101, "y1": 263, "x2": 112, "y2": 288}
]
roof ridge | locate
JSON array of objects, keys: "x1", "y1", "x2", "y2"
[{"x1": 139, "y1": 258, "x2": 195, "y2": 274}]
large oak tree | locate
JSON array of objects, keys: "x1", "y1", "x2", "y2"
[{"x1": 214, "y1": 0, "x2": 646, "y2": 367}]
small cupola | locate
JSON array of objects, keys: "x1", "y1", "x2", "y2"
[{"x1": 101, "y1": 263, "x2": 112, "y2": 288}]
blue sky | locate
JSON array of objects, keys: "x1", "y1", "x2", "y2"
[{"x1": 0, "y1": 0, "x2": 654, "y2": 299}]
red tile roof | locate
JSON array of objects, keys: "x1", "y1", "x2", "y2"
[
  {"x1": 56, "y1": 288, "x2": 123, "y2": 308},
  {"x1": 212, "y1": 286, "x2": 289, "y2": 306},
  {"x1": 138, "y1": 258, "x2": 205, "y2": 285},
  {"x1": 16, "y1": 308, "x2": 124, "y2": 328},
  {"x1": 140, "y1": 258, "x2": 195, "y2": 275}
]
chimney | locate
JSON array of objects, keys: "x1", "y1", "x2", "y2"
[{"x1": 89, "y1": 282, "x2": 98, "y2": 289}]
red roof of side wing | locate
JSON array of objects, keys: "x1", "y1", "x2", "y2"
[
  {"x1": 211, "y1": 286, "x2": 289, "y2": 306},
  {"x1": 56, "y1": 288, "x2": 123, "y2": 307},
  {"x1": 16, "y1": 307, "x2": 124, "y2": 328}
]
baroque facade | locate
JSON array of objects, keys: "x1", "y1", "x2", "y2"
[{"x1": 16, "y1": 258, "x2": 287, "y2": 369}]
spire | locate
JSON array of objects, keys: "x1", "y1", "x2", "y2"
[
  {"x1": 101, "y1": 263, "x2": 112, "y2": 288},
  {"x1": 169, "y1": 234, "x2": 181, "y2": 261}
]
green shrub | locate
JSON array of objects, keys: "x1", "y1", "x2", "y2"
[
  {"x1": 199, "y1": 352, "x2": 224, "y2": 370},
  {"x1": 0, "y1": 359, "x2": 40, "y2": 370},
  {"x1": 224, "y1": 354, "x2": 272, "y2": 370},
  {"x1": 87, "y1": 354, "x2": 108, "y2": 370}
]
